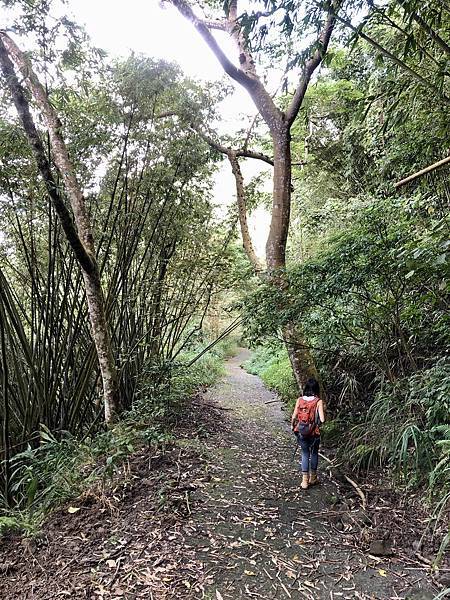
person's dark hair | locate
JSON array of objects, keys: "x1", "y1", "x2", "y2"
[{"x1": 303, "y1": 377, "x2": 320, "y2": 397}]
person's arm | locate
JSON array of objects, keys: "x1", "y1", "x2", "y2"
[
  {"x1": 318, "y1": 399, "x2": 325, "y2": 424},
  {"x1": 291, "y1": 398, "x2": 300, "y2": 429}
]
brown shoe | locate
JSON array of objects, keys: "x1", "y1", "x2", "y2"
[
  {"x1": 301, "y1": 473, "x2": 309, "y2": 490},
  {"x1": 309, "y1": 471, "x2": 319, "y2": 486}
]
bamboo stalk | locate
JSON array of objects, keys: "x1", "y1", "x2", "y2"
[{"x1": 394, "y1": 155, "x2": 450, "y2": 188}]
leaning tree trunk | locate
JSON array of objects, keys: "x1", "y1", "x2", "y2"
[
  {"x1": 0, "y1": 34, "x2": 120, "y2": 424},
  {"x1": 267, "y1": 128, "x2": 318, "y2": 389},
  {"x1": 228, "y1": 151, "x2": 263, "y2": 273}
]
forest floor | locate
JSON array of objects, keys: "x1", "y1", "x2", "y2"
[{"x1": 0, "y1": 349, "x2": 447, "y2": 599}]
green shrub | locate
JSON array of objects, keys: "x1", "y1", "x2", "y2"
[
  {"x1": 261, "y1": 354, "x2": 298, "y2": 408},
  {"x1": 320, "y1": 419, "x2": 344, "y2": 444},
  {"x1": 243, "y1": 345, "x2": 298, "y2": 408},
  {"x1": 343, "y1": 362, "x2": 450, "y2": 502},
  {"x1": 243, "y1": 345, "x2": 280, "y2": 376},
  {"x1": 215, "y1": 336, "x2": 239, "y2": 359}
]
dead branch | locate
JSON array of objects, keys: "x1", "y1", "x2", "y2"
[{"x1": 343, "y1": 474, "x2": 367, "y2": 510}]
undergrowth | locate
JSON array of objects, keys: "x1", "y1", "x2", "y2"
[
  {"x1": 243, "y1": 345, "x2": 297, "y2": 410},
  {"x1": 0, "y1": 337, "x2": 236, "y2": 536}
]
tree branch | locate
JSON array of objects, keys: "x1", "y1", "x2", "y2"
[
  {"x1": 202, "y1": 19, "x2": 227, "y2": 31},
  {"x1": 285, "y1": 1, "x2": 341, "y2": 126},
  {"x1": 235, "y1": 148, "x2": 273, "y2": 165},
  {"x1": 394, "y1": 154, "x2": 450, "y2": 188},
  {"x1": 243, "y1": 112, "x2": 260, "y2": 151},
  {"x1": 190, "y1": 122, "x2": 274, "y2": 166},
  {"x1": 167, "y1": 0, "x2": 254, "y2": 88},
  {"x1": 227, "y1": 0, "x2": 258, "y2": 79},
  {"x1": 166, "y1": 0, "x2": 283, "y2": 130}
]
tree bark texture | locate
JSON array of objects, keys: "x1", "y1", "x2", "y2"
[
  {"x1": 283, "y1": 323, "x2": 319, "y2": 389},
  {"x1": 265, "y1": 130, "x2": 318, "y2": 389},
  {"x1": 0, "y1": 33, "x2": 120, "y2": 424},
  {"x1": 266, "y1": 129, "x2": 291, "y2": 272}
]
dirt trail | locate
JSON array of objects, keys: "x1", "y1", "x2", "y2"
[
  {"x1": 190, "y1": 349, "x2": 437, "y2": 600},
  {"x1": 0, "y1": 349, "x2": 441, "y2": 599}
]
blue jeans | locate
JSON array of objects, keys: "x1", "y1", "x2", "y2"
[{"x1": 298, "y1": 435, "x2": 320, "y2": 473}]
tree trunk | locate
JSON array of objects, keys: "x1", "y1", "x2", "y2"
[
  {"x1": 228, "y1": 151, "x2": 263, "y2": 273},
  {"x1": 283, "y1": 323, "x2": 319, "y2": 389},
  {"x1": 82, "y1": 268, "x2": 120, "y2": 424},
  {"x1": 0, "y1": 34, "x2": 120, "y2": 424},
  {"x1": 266, "y1": 128, "x2": 317, "y2": 390},
  {"x1": 266, "y1": 128, "x2": 291, "y2": 271},
  {"x1": 168, "y1": 0, "x2": 341, "y2": 394}
]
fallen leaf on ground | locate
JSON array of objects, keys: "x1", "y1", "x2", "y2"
[{"x1": 67, "y1": 506, "x2": 81, "y2": 514}]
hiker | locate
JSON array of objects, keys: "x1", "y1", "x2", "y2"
[{"x1": 291, "y1": 377, "x2": 325, "y2": 490}]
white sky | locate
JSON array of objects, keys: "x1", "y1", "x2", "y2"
[
  {"x1": 69, "y1": 1, "x2": 257, "y2": 113},
  {"x1": 73, "y1": 2, "x2": 232, "y2": 77}
]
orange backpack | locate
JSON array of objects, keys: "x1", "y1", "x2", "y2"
[{"x1": 295, "y1": 396, "x2": 320, "y2": 437}]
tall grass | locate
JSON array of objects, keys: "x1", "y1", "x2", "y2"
[{"x1": 344, "y1": 362, "x2": 450, "y2": 488}]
